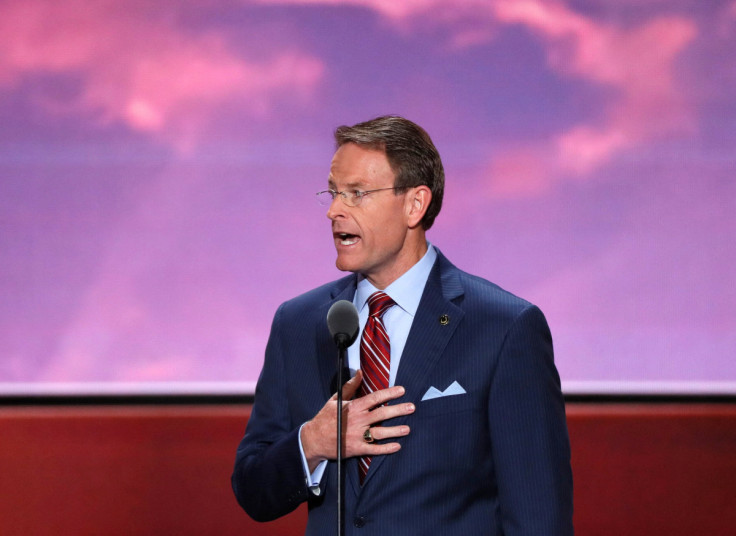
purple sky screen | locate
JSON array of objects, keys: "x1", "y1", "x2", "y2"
[{"x1": 1, "y1": 0, "x2": 735, "y2": 394}]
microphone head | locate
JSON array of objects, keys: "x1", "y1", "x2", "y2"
[{"x1": 327, "y1": 300, "x2": 359, "y2": 349}]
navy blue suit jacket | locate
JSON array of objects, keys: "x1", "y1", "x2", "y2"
[{"x1": 232, "y1": 251, "x2": 573, "y2": 535}]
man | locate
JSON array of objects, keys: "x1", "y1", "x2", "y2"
[{"x1": 232, "y1": 116, "x2": 574, "y2": 535}]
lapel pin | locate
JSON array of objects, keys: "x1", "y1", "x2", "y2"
[{"x1": 439, "y1": 314, "x2": 449, "y2": 325}]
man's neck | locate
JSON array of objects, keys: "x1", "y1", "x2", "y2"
[
  {"x1": 361, "y1": 236, "x2": 428, "y2": 290},
  {"x1": 361, "y1": 238, "x2": 429, "y2": 290}
]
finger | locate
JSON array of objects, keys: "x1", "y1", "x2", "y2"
[
  {"x1": 354, "y1": 385, "x2": 407, "y2": 411},
  {"x1": 341, "y1": 369, "x2": 363, "y2": 399},
  {"x1": 362, "y1": 441, "x2": 402, "y2": 456},
  {"x1": 367, "y1": 402, "x2": 415, "y2": 424},
  {"x1": 329, "y1": 370, "x2": 362, "y2": 402},
  {"x1": 367, "y1": 424, "x2": 410, "y2": 442}
]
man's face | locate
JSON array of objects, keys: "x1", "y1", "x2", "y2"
[{"x1": 327, "y1": 143, "x2": 416, "y2": 289}]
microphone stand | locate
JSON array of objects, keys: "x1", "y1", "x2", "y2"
[
  {"x1": 326, "y1": 299, "x2": 358, "y2": 536},
  {"x1": 335, "y1": 345, "x2": 346, "y2": 536}
]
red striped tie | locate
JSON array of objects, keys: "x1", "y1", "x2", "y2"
[{"x1": 358, "y1": 291, "x2": 395, "y2": 484}]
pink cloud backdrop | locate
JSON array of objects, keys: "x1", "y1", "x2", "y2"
[{"x1": 1, "y1": 0, "x2": 734, "y2": 393}]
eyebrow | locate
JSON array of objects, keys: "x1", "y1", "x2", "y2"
[{"x1": 327, "y1": 178, "x2": 365, "y2": 190}]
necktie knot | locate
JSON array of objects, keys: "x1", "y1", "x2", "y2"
[{"x1": 367, "y1": 291, "x2": 395, "y2": 319}]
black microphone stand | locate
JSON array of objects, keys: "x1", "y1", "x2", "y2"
[
  {"x1": 335, "y1": 346, "x2": 346, "y2": 536},
  {"x1": 326, "y1": 299, "x2": 358, "y2": 536}
]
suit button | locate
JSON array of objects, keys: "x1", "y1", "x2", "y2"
[{"x1": 354, "y1": 516, "x2": 366, "y2": 528}]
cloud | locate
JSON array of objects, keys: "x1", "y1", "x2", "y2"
[
  {"x1": 0, "y1": 0, "x2": 702, "y2": 182},
  {"x1": 252, "y1": 0, "x2": 446, "y2": 21},
  {"x1": 484, "y1": 0, "x2": 697, "y2": 195},
  {"x1": 0, "y1": 0, "x2": 324, "y2": 150},
  {"x1": 252, "y1": 0, "x2": 698, "y2": 195}
]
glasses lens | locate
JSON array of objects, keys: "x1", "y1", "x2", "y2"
[
  {"x1": 343, "y1": 192, "x2": 360, "y2": 206},
  {"x1": 316, "y1": 191, "x2": 334, "y2": 206}
]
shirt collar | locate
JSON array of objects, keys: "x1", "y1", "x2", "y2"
[{"x1": 356, "y1": 243, "x2": 437, "y2": 317}]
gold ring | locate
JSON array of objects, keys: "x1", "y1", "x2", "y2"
[{"x1": 363, "y1": 427, "x2": 374, "y2": 443}]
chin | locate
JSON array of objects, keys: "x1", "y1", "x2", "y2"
[
  {"x1": 334, "y1": 258, "x2": 355, "y2": 273},
  {"x1": 335, "y1": 254, "x2": 364, "y2": 274}
]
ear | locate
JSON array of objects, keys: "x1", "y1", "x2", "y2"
[{"x1": 405, "y1": 186, "x2": 432, "y2": 229}]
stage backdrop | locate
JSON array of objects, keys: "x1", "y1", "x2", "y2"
[{"x1": 1, "y1": 0, "x2": 734, "y2": 395}]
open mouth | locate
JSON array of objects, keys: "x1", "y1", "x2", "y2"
[{"x1": 336, "y1": 232, "x2": 359, "y2": 246}]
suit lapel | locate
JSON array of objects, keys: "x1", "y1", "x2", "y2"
[
  {"x1": 361, "y1": 254, "x2": 465, "y2": 488},
  {"x1": 315, "y1": 276, "x2": 358, "y2": 400},
  {"x1": 393, "y1": 259, "x2": 464, "y2": 403}
]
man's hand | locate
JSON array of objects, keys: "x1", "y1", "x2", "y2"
[{"x1": 301, "y1": 370, "x2": 414, "y2": 473}]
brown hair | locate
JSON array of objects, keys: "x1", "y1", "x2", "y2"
[{"x1": 334, "y1": 115, "x2": 444, "y2": 230}]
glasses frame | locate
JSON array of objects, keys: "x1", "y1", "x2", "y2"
[{"x1": 315, "y1": 187, "x2": 403, "y2": 207}]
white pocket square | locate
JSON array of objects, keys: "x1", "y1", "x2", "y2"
[{"x1": 421, "y1": 380, "x2": 467, "y2": 401}]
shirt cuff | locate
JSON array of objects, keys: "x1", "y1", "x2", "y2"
[{"x1": 298, "y1": 422, "x2": 328, "y2": 496}]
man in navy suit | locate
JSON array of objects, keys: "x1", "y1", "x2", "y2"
[{"x1": 232, "y1": 116, "x2": 574, "y2": 535}]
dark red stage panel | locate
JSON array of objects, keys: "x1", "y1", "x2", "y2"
[
  {"x1": 0, "y1": 402, "x2": 734, "y2": 535},
  {"x1": 567, "y1": 403, "x2": 736, "y2": 535},
  {"x1": 0, "y1": 405, "x2": 305, "y2": 536}
]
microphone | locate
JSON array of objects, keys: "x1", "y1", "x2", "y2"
[
  {"x1": 326, "y1": 300, "x2": 359, "y2": 536},
  {"x1": 327, "y1": 300, "x2": 359, "y2": 349}
]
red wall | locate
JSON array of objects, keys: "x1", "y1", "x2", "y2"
[{"x1": 1, "y1": 402, "x2": 734, "y2": 535}]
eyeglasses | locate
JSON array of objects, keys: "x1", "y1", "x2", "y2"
[{"x1": 315, "y1": 187, "x2": 402, "y2": 207}]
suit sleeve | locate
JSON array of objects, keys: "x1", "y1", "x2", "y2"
[
  {"x1": 488, "y1": 304, "x2": 574, "y2": 535},
  {"x1": 231, "y1": 304, "x2": 312, "y2": 522}
]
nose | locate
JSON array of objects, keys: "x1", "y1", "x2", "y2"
[{"x1": 326, "y1": 195, "x2": 345, "y2": 221}]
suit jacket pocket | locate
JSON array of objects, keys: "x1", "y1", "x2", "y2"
[{"x1": 415, "y1": 392, "x2": 482, "y2": 418}]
